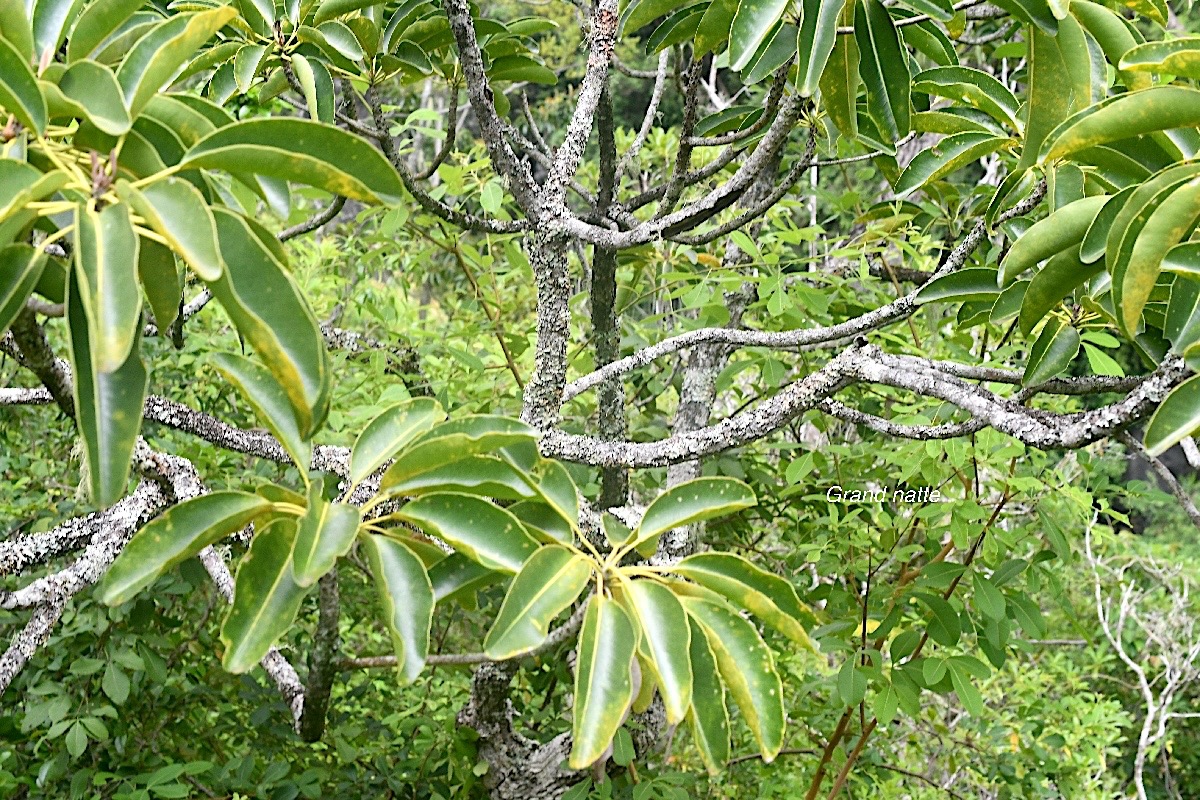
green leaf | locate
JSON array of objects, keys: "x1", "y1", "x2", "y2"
[
  {"x1": 837, "y1": 659, "x2": 868, "y2": 706},
  {"x1": 0, "y1": 36, "x2": 46, "y2": 139},
  {"x1": 489, "y1": 54, "x2": 557, "y2": 85},
  {"x1": 1041, "y1": 87, "x2": 1200, "y2": 163},
  {"x1": 681, "y1": 596, "x2": 784, "y2": 761},
  {"x1": 914, "y1": 268, "x2": 1002, "y2": 304},
  {"x1": 136, "y1": 239, "x2": 180, "y2": 333},
  {"x1": 1117, "y1": 176, "x2": 1200, "y2": 334},
  {"x1": 673, "y1": 552, "x2": 815, "y2": 648},
  {"x1": 695, "y1": 0, "x2": 737, "y2": 56},
  {"x1": 855, "y1": 0, "x2": 910, "y2": 141},
  {"x1": 67, "y1": 0, "x2": 146, "y2": 62},
  {"x1": 1080, "y1": 187, "x2": 1134, "y2": 264},
  {"x1": 483, "y1": 544, "x2": 591, "y2": 659},
  {"x1": 116, "y1": 8, "x2": 239, "y2": 115},
  {"x1": 895, "y1": 132, "x2": 1010, "y2": 196},
  {"x1": 429, "y1": 553, "x2": 500, "y2": 604},
  {"x1": 395, "y1": 493, "x2": 540, "y2": 573},
  {"x1": 213, "y1": 352, "x2": 312, "y2": 471},
  {"x1": 1020, "y1": 17, "x2": 1096, "y2": 169},
  {"x1": 31, "y1": 0, "x2": 87, "y2": 64},
  {"x1": 1071, "y1": 0, "x2": 1151, "y2": 92},
  {"x1": 0, "y1": 243, "x2": 46, "y2": 335},
  {"x1": 1018, "y1": 246, "x2": 1102, "y2": 335},
  {"x1": 181, "y1": 118, "x2": 406, "y2": 205},
  {"x1": 0, "y1": 0, "x2": 34, "y2": 60},
  {"x1": 1120, "y1": 38, "x2": 1200, "y2": 79},
  {"x1": 98, "y1": 492, "x2": 272, "y2": 605},
  {"x1": 1146, "y1": 374, "x2": 1200, "y2": 456},
  {"x1": 912, "y1": 67, "x2": 1021, "y2": 131},
  {"x1": 972, "y1": 573, "x2": 1006, "y2": 620},
  {"x1": 1023, "y1": 317, "x2": 1080, "y2": 386},
  {"x1": 208, "y1": 208, "x2": 330, "y2": 437},
  {"x1": 315, "y1": 0, "x2": 383, "y2": 25},
  {"x1": 644, "y1": 4, "x2": 705, "y2": 53},
  {"x1": 101, "y1": 662, "x2": 129, "y2": 705},
  {"x1": 513, "y1": 457, "x2": 580, "y2": 536},
  {"x1": 360, "y1": 533, "x2": 433, "y2": 683},
  {"x1": 1166, "y1": 242, "x2": 1200, "y2": 276},
  {"x1": 729, "y1": 0, "x2": 790, "y2": 71},
  {"x1": 916, "y1": 593, "x2": 961, "y2": 646},
  {"x1": 685, "y1": 616, "x2": 729, "y2": 774},
  {"x1": 629, "y1": 477, "x2": 756, "y2": 554},
  {"x1": 508, "y1": 500, "x2": 576, "y2": 545},
  {"x1": 623, "y1": 0, "x2": 683, "y2": 33},
  {"x1": 619, "y1": 580, "x2": 693, "y2": 725},
  {"x1": 349, "y1": 398, "x2": 445, "y2": 486},
  {"x1": 379, "y1": 415, "x2": 535, "y2": 492},
  {"x1": 57, "y1": 60, "x2": 129, "y2": 135},
  {"x1": 118, "y1": 178, "x2": 223, "y2": 281},
  {"x1": 221, "y1": 518, "x2": 309, "y2": 673},
  {"x1": 819, "y1": 6, "x2": 858, "y2": 137},
  {"x1": 948, "y1": 662, "x2": 985, "y2": 716},
  {"x1": 998, "y1": 195, "x2": 1108, "y2": 285},
  {"x1": 569, "y1": 595, "x2": 637, "y2": 770},
  {"x1": 384, "y1": 455, "x2": 536, "y2": 501},
  {"x1": 292, "y1": 487, "x2": 360, "y2": 588}
]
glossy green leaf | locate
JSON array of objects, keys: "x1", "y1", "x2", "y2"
[
  {"x1": 0, "y1": 36, "x2": 46, "y2": 135},
  {"x1": 379, "y1": 415, "x2": 535, "y2": 491},
  {"x1": 0, "y1": 0, "x2": 34, "y2": 60},
  {"x1": 116, "y1": 8, "x2": 239, "y2": 115},
  {"x1": 1023, "y1": 317, "x2": 1080, "y2": 386},
  {"x1": 1120, "y1": 38, "x2": 1200, "y2": 79},
  {"x1": 912, "y1": 67, "x2": 1021, "y2": 131},
  {"x1": 972, "y1": 573, "x2": 1006, "y2": 620},
  {"x1": 623, "y1": 0, "x2": 683, "y2": 33},
  {"x1": 208, "y1": 208, "x2": 330, "y2": 437},
  {"x1": 695, "y1": 0, "x2": 737, "y2": 56},
  {"x1": 489, "y1": 54, "x2": 557, "y2": 85},
  {"x1": 629, "y1": 477, "x2": 756, "y2": 553},
  {"x1": 182, "y1": 118, "x2": 407, "y2": 205},
  {"x1": 136, "y1": 238, "x2": 180, "y2": 333},
  {"x1": 1041, "y1": 87, "x2": 1200, "y2": 163},
  {"x1": 914, "y1": 268, "x2": 1002, "y2": 304},
  {"x1": 1018, "y1": 246, "x2": 1102, "y2": 334},
  {"x1": 856, "y1": 0, "x2": 909, "y2": 141},
  {"x1": 514, "y1": 458, "x2": 580, "y2": 535},
  {"x1": 999, "y1": 195, "x2": 1108, "y2": 285},
  {"x1": 569, "y1": 595, "x2": 637, "y2": 770},
  {"x1": 681, "y1": 596, "x2": 784, "y2": 761},
  {"x1": 644, "y1": 4, "x2": 705, "y2": 53},
  {"x1": 1145, "y1": 374, "x2": 1200, "y2": 456},
  {"x1": 383, "y1": 455, "x2": 535, "y2": 501},
  {"x1": 796, "y1": 0, "x2": 843, "y2": 96},
  {"x1": 729, "y1": 0, "x2": 789, "y2": 71},
  {"x1": 895, "y1": 133, "x2": 1010, "y2": 196},
  {"x1": 674, "y1": 552, "x2": 815, "y2": 648},
  {"x1": 67, "y1": 0, "x2": 145, "y2": 62},
  {"x1": 483, "y1": 544, "x2": 591, "y2": 659},
  {"x1": 0, "y1": 243, "x2": 46, "y2": 335},
  {"x1": 508, "y1": 500, "x2": 576, "y2": 545},
  {"x1": 118, "y1": 178, "x2": 223, "y2": 281},
  {"x1": 74, "y1": 202, "x2": 141, "y2": 373},
  {"x1": 221, "y1": 518, "x2": 308, "y2": 673},
  {"x1": 1118, "y1": 177, "x2": 1200, "y2": 334},
  {"x1": 1020, "y1": 17, "x2": 1095, "y2": 169},
  {"x1": 31, "y1": 0, "x2": 87, "y2": 64},
  {"x1": 1080, "y1": 186, "x2": 1134, "y2": 264},
  {"x1": 314, "y1": 0, "x2": 384, "y2": 25},
  {"x1": 1071, "y1": 0, "x2": 1151, "y2": 92},
  {"x1": 360, "y1": 533, "x2": 433, "y2": 683},
  {"x1": 819, "y1": 6, "x2": 858, "y2": 138},
  {"x1": 291, "y1": 54, "x2": 322, "y2": 122},
  {"x1": 395, "y1": 493, "x2": 539, "y2": 573},
  {"x1": 234, "y1": 44, "x2": 267, "y2": 95},
  {"x1": 1165, "y1": 242, "x2": 1200, "y2": 276},
  {"x1": 686, "y1": 616, "x2": 729, "y2": 774},
  {"x1": 349, "y1": 398, "x2": 445, "y2": 486},
  {"x1": 212, "y1": 352, "x2": 314, "y2": 471},
  {"x1": 58, "y1": 60, "x2": 129, "y2": 135},
  {"x1": 98, "y1": 492, "x2": 272, "y2": 605},
  {"x1": 620, "y1": 580, "x2": 693, "y2": 725},
  {"x1": 429, "y1": 553, "x2": 500, "y2": 604}
]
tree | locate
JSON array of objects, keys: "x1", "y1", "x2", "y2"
[{"x1": 1, "y1": 0, "x2": 1200, "y2": 796}]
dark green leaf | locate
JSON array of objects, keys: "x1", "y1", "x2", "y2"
[
  {"x1": 569, "y1": 595, "x2": 637, "y2": 769},
  {"x1": 361, "y1": 533, "x2": 433, "y2": 683},
  {"x1": 483, "y1": 544, "x2": 591, "y2": 659}
]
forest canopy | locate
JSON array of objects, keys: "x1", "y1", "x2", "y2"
[{"x1": 3, "y1": 0, "x2": 1200, "y2": 797}]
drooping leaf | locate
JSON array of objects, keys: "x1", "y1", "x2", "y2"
[
  {"x1": 819, "y1": 3, "x2": 858, "y2": 138},
  {"x1": 74, "y1": 200, "x2": 140, "y2": 368},
  {"x1": 98, "y1": 492, "x2": 272, "y2": 605},
  {"x1": 483, "y1": 544, "x2": 591, "y2": 659},
  {"x1": 136, "y1": 238, "x2": 180, "y2": 333},
  {"x1": 212, "y1": 352, "x2": 312, "y2": 471},
  {"x1": 795, "y1": 0, "x2": 844, "y2": 96},
  {"x1": 686, "y1": 616, "x2": 730, "y2": 774},
  {"x1": 628, "y1": 477, "x2": 756, "y2": 554},
  {"x1": 694, "y1": 0, "x2": 737, "y2": 56},
  {"x1": 915, "y1": 268, "x2": 1003, "y2": 304},
  {"x1": 673, "y1": 552, "x2": 816, "y2": 648},
  {"x1": 395, "y1": 493, "x2": 540, "y2": 573},
  {"x1": 728, "y1": 0, "x2": 790, "y2": 71},
  {"x1": 349, "y1": 398, "x2": 445, "y2": 486},
  {"x1": 1071, "y1": 0, "x2": 1151, "y2": 92},
  {"x1": 1080, "y1": 186, "x2": 1134, "y2": 263},
  {"x1": 292, "y1": 485, "x2": 360, "y2": 587},
  {"x1": 912, "y1": 67, "x2": 1021, "y2": 131},
  {"x1": 855, "y1": 0, "x2": 910, "y2": 142},
  {"x1": 569, "y1": 595, "x2": 638, "y2": 770},
  {"x1": 118, "y1": 178, "x2": 223, "y2": 281},
  {"x1": 0, "y1": 0, "x2": 34, "y2": 60},
  {"x1": 681, "y1": 596, "x2": 784, "y2": 761},
  {"x1": 1023, "y1": 317, "x2": 1081, "y2": 386},
  {"x1": 0, "y1": 243, "x2": 46, "y2": 335},
  {"x1": 361, "y1": 533, "x2": 433, "y2": 683},
  {"x1": 208, "y1": 208, "x2": 330, "y2": 437},
  {"x1": 1117, "y1": 176, "x2": 1200, "y2": 334},
  {"x1": 220, "y1": 518, "x2": 309, "y2": 673},
  {"x1": 619, "y1": 580, "x2": 693, "y2": 725},
  {"x1": 181, "y1": 118, "x2": 407, "y2": 204},
  {"x1": 429, "y1": 553, "x2": 501, "y2": 604},
  {"x1": 31, "y1": 0, "x2": 87, "y2": 65},
  {"x1": 1018, "y1": 246, "x2": 1102, "y2": 334},
  {"x1": 1020, "y1": 17, "x2": 1096, "y2": 168}
]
